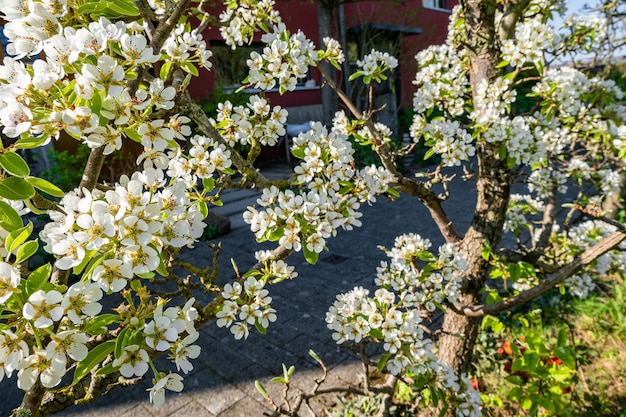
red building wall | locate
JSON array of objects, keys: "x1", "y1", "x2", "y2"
[{"x1": 188, "y1": 0, "x2": 457, "y2": 109}]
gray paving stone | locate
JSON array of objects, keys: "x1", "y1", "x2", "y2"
[{"x1": 193, "y1": 383, "x2": 246, "y2": 416}]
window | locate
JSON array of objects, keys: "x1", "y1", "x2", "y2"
[{"x1": 422, "y1": 0, "x2": 448, "y2": 11}]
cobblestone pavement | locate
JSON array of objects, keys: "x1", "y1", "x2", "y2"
[{"x1": 0, "y1": 164, "x2": 476, "y2": 417}]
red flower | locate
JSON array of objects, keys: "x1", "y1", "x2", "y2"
[
  {"x1": 546, "y1": 356, "x2": 562, "y2": 366},
  {"x1": 470, "y1": 378, "x2": 481, "y2": 391}
]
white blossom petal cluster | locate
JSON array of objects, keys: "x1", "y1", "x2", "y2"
[
  {"x1": 244, "y1": 120, "x2": 392, "y2": 256},
  {"x1": 255, "y1": 250, "x2": 299, "y2": 283},
  {"x1": 0, "y1": 280, "x2": 105, "y2": 390},
  {"x1": 246, "y1": 24, "x2": 317, "y2": 93},
  {"x1": 326, "y1": 234, "x2": 478, "y2": 416},
  {"x1": 562, "y1": 14, "x2": 608, "y2": 51},
  {"x1": 501, "y1": 18, "x2": 559, "y2": 67},
  {"x1": 213, "y1": 95, "x2": 287, "y2": 147},
  {"x1": 40, "y1": 176, "x2": 206, "y2": 275},
  {"x1": 532, "y1": 67, "x2": 592, "y2": 118},
  {"x1": 564, "y1": 273, "x2": 595, "y2": 299},
  {"x1": 412, "y1": 44, "x2": 468, "y2": 117},
  {"x1": 484, "y1": 117, "x2": 543, "y2": 166},
  {"x1": 148, "y1": 373, "x2": 184, "y2": 406},
  {"x1": 167, "y1": 133, "x2": 234, "y2": 185},
  {"x1": 471, "y1": 77, "x2": 516, "y2": 125},
  {"x1": 355, "y1": 49, "x2": 398, "y2": 84},
  {"x1": 216, "y1": 277, "x2": 277, "y2": 340},
  {"x1": 421, "y1": 119, "x2": 475, "y2": 167},
  {"x1": 162, "y1": 25, "x2": 213, "y2": 71},
  {"x1": 504, "y1": 194, "x2": 545, "y2": 234},
  {"x1": 219, "y1": 0, "x2": 281, "y2": 48},
  {"x1": 527, "y1": 167, "x2": 568, "y2": 198},
  {"x1": 322, "y1": 37, "x2": 345, "y2": 64},
  {"x1": 568, "y1": 220, "x2": 626, "y2": 276},
  {"x1": 0, "y1": 14, "x2": 197, "y2": 161}
]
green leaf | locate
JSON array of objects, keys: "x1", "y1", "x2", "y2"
[
  {"x1": 0, "y1": 152, "x2": 30, "y2": 177},
  {"x1": 95, "y1": 362, "x2": 117, "y2": 376},
  {"x1": 387, "y1": 187, "x2": 400, "y2": 198},
  {"x1": 124, "y1": 128, "x2": 142, "y2": 143},
  {"x1": 13, "y1": 136, "x2": 50, "y2": 150},
  {"x1": 156, "y1": 253, "x2": 169, "y2": 277},
  {"x1": 348, "y1": 70, "x2": 364, "y2": 81},
  {"x1": 482, "y1": 314, "x2": 504, "y2": 333},
  {"x1": 115, "y1": 328, "x2": 131, "y2": 359},
  {"x1": 81, "y1": 252, "x2": 105, "y2": 282},
  {"x1": 255, "y1": 380, "x2": 268, "y2": 398},
  {"x1": 507, "y1": 386, "x2": 524, "y2": 400},
  {"x1": 72, "y1": 340, "x2": 115, "y2": 386},
  {"x1": 181, "y1": 61, "x2": 199, "y2": 76},
  {"x1": 308, "y1": 349, "x2": 322, "y2": 366},
  {"x1": 76, "y1": 0, "x2": 139, "y2": 17},
  {"x1": 15, "y1": 240, "x2": 38, "y2": 264},
  {"x1": 521, "y1": 397, "x2": 533, "y2": 410},
  {"x1": 24, "y1": 263, "x2": 51, "y2": 299},
  {"x1": 377, "y1": 352, "x2": 390, "y2": 373},
  {"x1": 25, "y1": 177, "x2": 65, "y2": 197},
  {"x1": 0, "y1": 200, "x2": 23, "y2": 231},
  {"x1": 508, "y1": 262, "x2": 521, "y2": 281},
  {"x1": 197, "y1": 200, "x2": 209, "y2": 218},
  {"x1": 160, "y1": 62, "x2": 173, "y2": 80},
  {"x1": 496, "y1": 60, "x2": 510, "y2": 69},
  {"x1": 302, "y1": 244, "x2": 319, "y2": 265},
  {"x1": 6, "y1": 222, "x2": 32, "y2": 254},
  {"x1": 202, "y1": 177, "x2": 215, "y2": 192},
  {"x1": 524, "y1": 351, "x2": 540, "y2": 371},
  {"x1": 73, "y1": 249, "x2": 96, "y2": 275},
  {"x1": 415, "y1": 250, "x2": 436, "y2": 262},
  {"x1": 554, "y1": 346, "x2": 576, "y2": 369},
  {"x1": 83, "y1": 314, "x2": 121, "y2": 335},
  {"x1": 0, "y1": 177, "x2": 36, "y2": 200},
  {"x1": 254, "y1": 319, "x2": 267, "y2": 335}
]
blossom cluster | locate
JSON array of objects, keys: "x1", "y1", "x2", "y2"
[
  {"x1": 113, "y1": 299, "x2": 201, "y2": 405},
  {"x1": 216, "y1": 277, "x2": 277, "y2": 339},
  {"x1": 412, "y1": 44, "x2": 468, "y2": 117},
  {"x1": 501, "y1": 18, "x2": 559, "y2": 68},
  {"x1": 504, "y1": 194, "x2": 546, "y2": 235},
  {"x1": 527, "y1": 167, "x2": 568, "y2": 199},
  {"x1": 219, "y1": 0, "x2": 282, "y2": 48},
  {"x1": 562, "y1": 14, "x2": 608, "y2": 51},
  {"x1": 354, "y1": 49, "x2": 398, "y2": 84},
  {"x1": 325, "y1": 233, "x2": 479, "y2": 416},
  {"x1": 246, "y1": 24, "x2": 317, "y2": 93},
  {"x1": 40, "y1": 173, "x2": 206, "y2": 275},
  {"x1": 244, "y1": 120, "x2": 392, "y2": 260},
  {"x1": 162, "y1": 24, "x2": 213, "y2": 71},
  {"x1": 568, "y1": 220, "x2": 626, "y2": 277},
  {"x1": 213, "y1": 95, "x2": 287, "y2": 147},
  {"x1": 0, "y1": 10, "x2": 209, "y2": 158},
  {"x1": 418, "y1": 119, "x2": 475, "y2": 167},
  {"x1": 532, "y1": 67, "x2": 623, "y2": 120},
  {"x1": 471, "y1": 77, "x2": 516, "y2": 125}
]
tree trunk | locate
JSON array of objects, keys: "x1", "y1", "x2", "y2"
[
  {"x1": 436, "y1": 0, "x2": 510, "y2": 377},
  {"x1": 318, "y1": 1, "x2": 339, "y2": 126}
]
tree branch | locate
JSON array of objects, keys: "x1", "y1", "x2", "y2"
[
  {"x1": 454, "y1": 230, "x2": 626, "y2": 317},
  {"x1": 317, "y1": 63, "x2": 461, "y2": 243}
]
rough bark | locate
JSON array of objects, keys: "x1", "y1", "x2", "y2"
[
  {"x1": 318, "y1": 2, "x2": 339, "y2": 126},
  {"x1": 436, "y1": 0, "x2": 509, "y2": 376}
]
